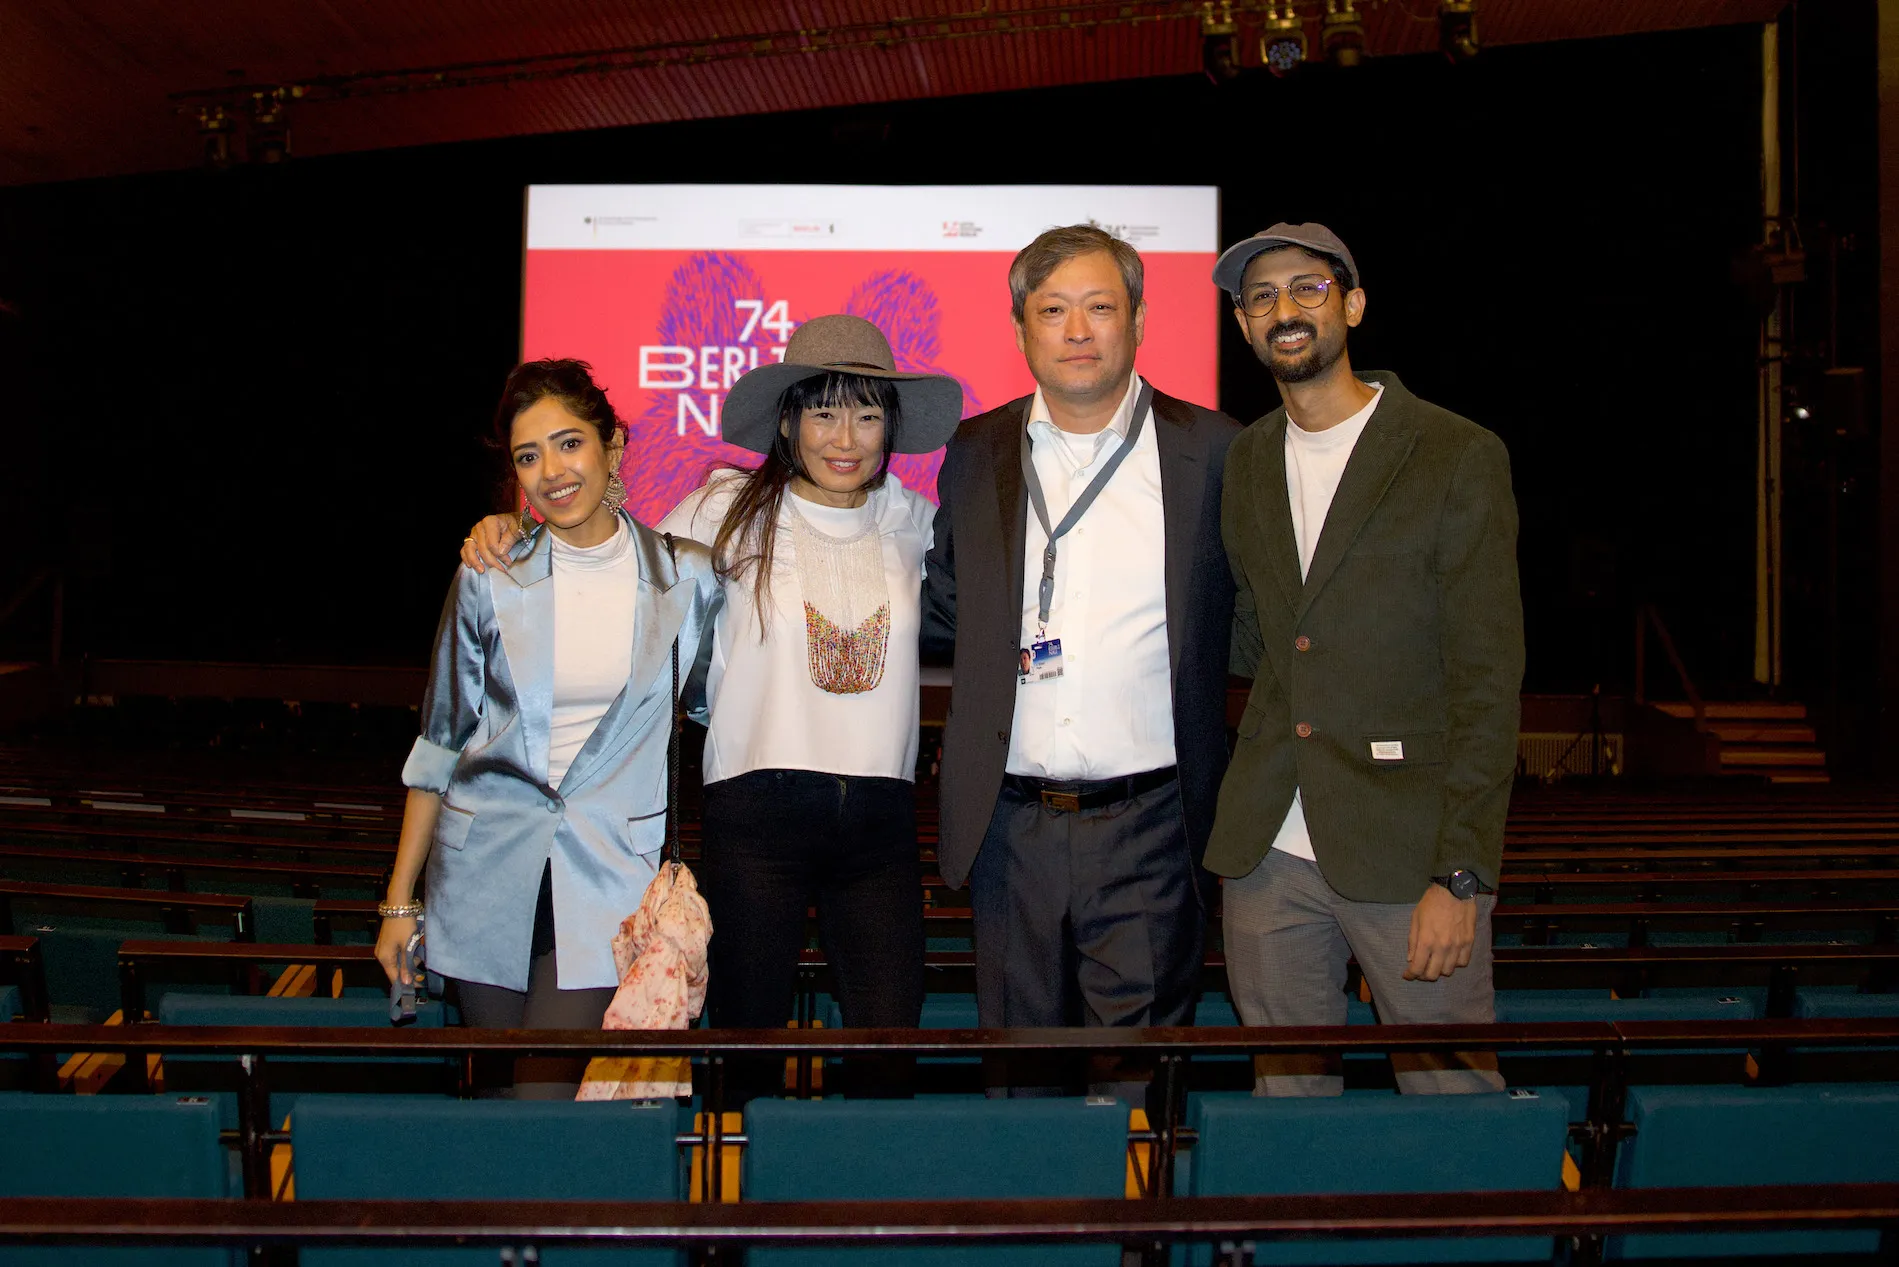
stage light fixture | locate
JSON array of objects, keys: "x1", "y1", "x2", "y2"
[
  {"x1": 1200, "y1": 0, "x2": 1241, "y2": 82},
  {"x1": 1260, "y1": 4, "x2": 1307, "y2": 76},
  {"x1": 248, "y1": 87, "x2": 293, "y2": 164},
  {"x1": 196, "y1": 106, "x2": 234, "y2": 169},
  {"x1": 1321, "y1": 0, "x2": 1365, "y2": 67},
  {"x1": 1439, "y1": 0, "x2": 1478, "y2": 60}
]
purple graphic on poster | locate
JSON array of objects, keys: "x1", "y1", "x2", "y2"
[{"x1": 622, "y1": 253, "x2": 982, "y2": 524}]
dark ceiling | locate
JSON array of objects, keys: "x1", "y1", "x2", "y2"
[{"x1": 3, "y1": 0, "x2": 1786, "y2": 186}]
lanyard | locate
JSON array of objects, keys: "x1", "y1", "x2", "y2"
[{"x1": 1019, "y1": 381, "x2": 1154, "y2": 635}]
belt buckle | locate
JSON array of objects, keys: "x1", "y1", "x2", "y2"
[{"x1": 1041, "y1": 788, "x2": 1082, "y2": 813}]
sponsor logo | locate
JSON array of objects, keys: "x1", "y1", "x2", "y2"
[
  {"x1": 940, "y1": 219, "x2": 983, "y2": 239},
  {"x1": 1087, "y1": 217, "x2": 1163, "y2": 245}
]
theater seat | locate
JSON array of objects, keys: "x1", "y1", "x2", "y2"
[
  {"x1": 743, "y1": 1096, "x2": 1129, "y2": 1267},
  {"x1": 293, "y1": 1096, "x2": 682, "y2": 1266},
  {"x1": 0, "y1": 1094, "x2": 231, "y2": 1267},
  {"x1": 1492, "y1": 994, "x2": 1754, "y2": 1024},
  {"x1": 1610, "y1": 1083, "x2": 1899, "y2": 1259},
  {"x1": 1184, "y1": 1090, "x2": 1569, "y2": 1265},
  {"x1": 0, "y1": 985, "x2": 16, "y2": 1022},
  {"x1": 1792, "y1": 990, "x2": 1899, "y2": 1019},
  {"x1": 158, "y1": 993, "x2": 451, "y2": 1128}
]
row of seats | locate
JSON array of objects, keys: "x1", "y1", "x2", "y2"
[{"x1": 3, "y1": 1082, "x2": 1895, "y2": 1264}]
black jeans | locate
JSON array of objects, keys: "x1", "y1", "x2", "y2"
[{"x1": 701, "y1": 768, "x2": 924, "y2": 1102}]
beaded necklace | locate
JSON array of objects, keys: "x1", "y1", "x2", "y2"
[{"x1": 787, "y1": 491, "x2": 891, "y2": 696}]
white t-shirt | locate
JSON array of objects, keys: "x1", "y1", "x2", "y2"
[
  {"x1": 660, "y1": 470, "x2": 934, "y2": 785},
  {"x1": 1268, "y1": 383, "x2": 1384, "y2": 862},
  {"x1": 547, "y1": 519, "x2": 639, "y2": 789}
]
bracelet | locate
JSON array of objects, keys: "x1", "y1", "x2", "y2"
[{"x1": 377, "y1": 899, "x2": 424, "y2": 918}]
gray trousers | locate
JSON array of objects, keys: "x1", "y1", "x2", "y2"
[
  {"x1": 970, "y1": 778, "x2": 1203, "y2": 1102},
  {"x1": 1224, "y1": 849, "x2": 1504, "y2": 1095}
]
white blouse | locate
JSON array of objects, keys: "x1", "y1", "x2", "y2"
[
  {"x1": 546, "y1": 519, "x2": 638, "y2": 788},
  {"x1": 659, "y1": 470, "x2": 934, "y2": 785}
]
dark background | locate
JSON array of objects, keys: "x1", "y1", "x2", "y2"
[{"x1": 0, "y1": 13, "x2": 1877, "y2": 713}]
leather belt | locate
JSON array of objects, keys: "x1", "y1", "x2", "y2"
[{"x1": 1002, "y1": 766, "x2": 1177, "y2": 814}]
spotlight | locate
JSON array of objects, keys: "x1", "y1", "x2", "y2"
[
  {"x1": 1260, "y1": 4, "x2": 1307, "y2": 76},
  {"x1": 1439, "y1": 0, "x2": 1478, "y2": 60},
  {"x1": 248, "y1": 87, "x2": 292, "y2": 164},
  {"x1": 197, "y1": 106, "x2": 234, "y2": 169},
  {"x1": 1200, "y1": 0, "x2": 1241, "y2": 82},
  {"x1": 1321, "y1": 0, "x2": 1365, "y2": 67}
]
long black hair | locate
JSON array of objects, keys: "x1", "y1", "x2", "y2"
[{"x1": 712, "y1": 371, "x2": 902, "y2": 636}]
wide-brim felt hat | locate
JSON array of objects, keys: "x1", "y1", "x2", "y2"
[{"x1": 719, "y1": 314, "x2": 965, "y2": 455}]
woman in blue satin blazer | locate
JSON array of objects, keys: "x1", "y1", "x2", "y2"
[{"x1": 377, "y1": 359, "x2": 719, "y2": 1095}]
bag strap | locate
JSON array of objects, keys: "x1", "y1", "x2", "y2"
[{"x1": 662, "y1": 532, "x2": 684, "y2": 870}]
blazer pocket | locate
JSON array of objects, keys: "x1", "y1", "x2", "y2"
[
  {"x1": 1361, "y1": 730, "x2": 1448, "y2": 766},
  {"x1": 434, "y1": 802, "x2": 476, "y2": 850},
  {"x1": 627, "y1": 808, "x2": 667, "y2": 861},
  {"x1": 1237, "y1": 702, "x2": 1266, "y2": 741}
]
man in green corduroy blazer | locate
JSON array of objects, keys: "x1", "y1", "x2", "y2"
[{"x1": 1206, "y1": 224, "x2": 1523, "y2": 1095}]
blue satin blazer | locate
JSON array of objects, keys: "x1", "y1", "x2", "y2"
[{"x1": 401, "y1": 512, "x2": 721, "y2": 992}]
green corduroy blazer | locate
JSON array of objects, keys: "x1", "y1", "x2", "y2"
[{"x1": 1204, "y1": 370, "x2": 1524, "y2": 901}]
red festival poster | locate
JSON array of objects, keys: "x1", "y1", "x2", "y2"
[{"x1": 523, "y1": 185, "x2": 1220, "y2": 525}]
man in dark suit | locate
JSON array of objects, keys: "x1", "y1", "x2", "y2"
[
  {"x1": 1207, "y1": 224, "x2": 1522, "y2": 1094},
  {"x1": 922, "y1": 225, "x2": 1240, "y2": 1090}
]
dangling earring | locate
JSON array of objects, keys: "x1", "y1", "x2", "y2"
[
  {"x1": 517, "y1": 503, "x2": 537, "y2": 536},
  {"x1": 604, "y1": 470, "x2": 628, "y2": 511}
]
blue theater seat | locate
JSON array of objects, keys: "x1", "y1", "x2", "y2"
[
  {"x1": 1496, "y1": 993, "x2": 1756, "y2": 1120},
  {"x1": 1792, "y1": 990, "x2": 1899, "y2": 1019},
  {"x1": 0, "y1": 985, "x2": 16, "y2": 1021},
  {"x1": 1184, "y1": 1090, "x2": 1569, "y2": 1265},
  {"x1": 1610, "y1": 1083, "x2": 1899, "y2": 1259},
  {"x1": 0, "y1": 1094, "x2": 231, "y2": 1267},
  {"x1": 743, "y1": 1095, "x2": 1130, "y2": 1267},
  {"x1": 157, "y1": 993, "x2": 451, "y2": 1127},
  {"x1": 293, "y1": 1096, "x2": 682, "y2": 1266}
]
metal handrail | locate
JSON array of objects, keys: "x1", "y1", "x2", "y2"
[
  {"x1": 1, "y1": 1186, "x2": 1897, "y2": 1249},
  {"x1": 1633, "y1": 603, "x2": 1707, "y2": 731}
]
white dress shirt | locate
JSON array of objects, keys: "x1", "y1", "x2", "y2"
[
  {"x1": 1006, "y1": 371, "x2": 1176, "y2": 781},
  {"x1": 1268, "y1": 383, "x2": 1384, "y2": 861}
]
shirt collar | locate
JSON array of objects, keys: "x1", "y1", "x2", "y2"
[{"x1": 1027, "y1": 371, "x2": 1145, "y2": 445}]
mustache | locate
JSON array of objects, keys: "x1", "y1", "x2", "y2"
[{"x1": 1266, "y1": 320, "x2": 1317, "y2": 344}]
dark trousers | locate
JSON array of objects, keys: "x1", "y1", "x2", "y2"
[
  {"x1": 701, "y1": 768, "x2": 925, "y2": 1102},
  {"x1": 970, "y1": 777, "x2": 1204, "y2": 1104},
  {"x1": 451, "y1": 866, "x2": 615, "y2": 1099}
]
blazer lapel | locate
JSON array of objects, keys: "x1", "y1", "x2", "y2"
[
  {"x1": 991, "y1": 397, "x2": 1030, "y2": 631},
  {"x1": 1250, "y1": 414, "x2": 1304, "y2": 615},
  {"x1": 490, "y1": 526, "x2": 557, "y2": 790},
  {"x1": 1297, "y1": 403, "x2": 1417, "y2": 620},
  {"x1": 558, "y1": 521, "x2": 693, "y2": 798},
  {"x1": 1153, "y1": 390, "x2": 1201, "y2": 682}
]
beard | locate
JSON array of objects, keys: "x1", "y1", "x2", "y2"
[{"x1": 1257, "y1": 319, "x2": 1343, "y2": 384}]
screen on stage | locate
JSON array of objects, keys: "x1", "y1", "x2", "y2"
[{"x1": 521, "y1": 184, "x2": 1220, "y2": 524}]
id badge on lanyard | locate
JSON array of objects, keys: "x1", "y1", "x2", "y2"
[{"x1": 1015, "y1": 382, "x2": 1153, "y2": 687}]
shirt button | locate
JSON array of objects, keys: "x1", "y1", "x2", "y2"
[
  {"x1": 1294, "y1": 723, "x2": 1313, "y2": 739},
  {"x1": 1060, "y1": 718, "x2": 1072, "y2": 727},
  {"x1": 1294, "y1": 636, "x2": 1312, "y2": 652},
  {"x1": 998, "y1": 730, "x2": 1010, "y2": 743},
  {"x1": 546, "y1": 797, "x2": 561, "y2": 813}
]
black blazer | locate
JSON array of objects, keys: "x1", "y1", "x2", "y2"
[
  {"x1": 921, "y1": 386, "x2": 1242, "y2": 889},
  {"x1": 1207, "y1": 370, "x2": 1523, "y2": 900}
]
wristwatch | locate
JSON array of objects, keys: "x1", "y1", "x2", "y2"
[{"x1": 1431, "y1": 869, "x2": 1485, "y2": 900}]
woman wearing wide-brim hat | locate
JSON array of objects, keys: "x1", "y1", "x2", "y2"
[{"x1": 464, "y1": 314, "x2": 963, "y2": 1103}]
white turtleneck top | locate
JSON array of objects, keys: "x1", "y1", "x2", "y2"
[{"x1": 547, "y1": 518, "x2": 638, "y2": 788}]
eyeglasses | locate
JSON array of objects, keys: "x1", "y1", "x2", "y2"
[{"x1": 1234, "y1": 278, "x2": 1337, "y2": 318}]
